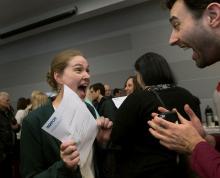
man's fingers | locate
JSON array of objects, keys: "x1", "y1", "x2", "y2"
[
  {"x1": 158, "y1": 107, "x2": 169, "y2": 113},
  {"x1": 148, "y1": 117, "x2": 174, "y2": 134},
  {"x1": 150, "y1": 116, "x2": 175, "y2": 129},
  {"x1": 184, "y1": 104, "x2": 198, "y2": 121},
  {"x1": 148, "y1": 127, "x2": 173, "y2": 143},
  {"x1": 151, "y1": 112, "x2": 158, "y2": 117},
  {"x1": 148, "y1": 127, "x2": 165, "y2": 140}
]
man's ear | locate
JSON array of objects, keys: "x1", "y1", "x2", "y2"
[
  {"x1": 206, "y1": 3, "x2": 220, "y2": 27},
  {"x1": 54, "y1": 72, "x2": 63, "y2": 85},
  {"x1": 97, "y1": 89, "x2": 101, "y2": 95}
]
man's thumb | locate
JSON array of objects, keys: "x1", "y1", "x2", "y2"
[{"x1": 173, "y1": 108, "x2": 188, "y2": 124}]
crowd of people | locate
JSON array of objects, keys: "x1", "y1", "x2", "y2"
[{"x1": 1, "y1": 0, "x2": 220, "y2": 178}]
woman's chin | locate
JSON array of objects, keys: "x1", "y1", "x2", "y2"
[{"x1": 77, "y1": 91, "x2": 86, "y2": 100}]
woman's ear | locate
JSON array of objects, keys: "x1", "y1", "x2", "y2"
[
  {"x1": 54, "y1": 72, "x2": 63, "y2": 85},
  {"x1": 206, "y1": 3, "x2": 220, "y2": 27}
]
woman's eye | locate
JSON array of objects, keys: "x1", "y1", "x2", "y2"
[{"x1": 74, "y1": 68, "x2": 82, "y2": 72}]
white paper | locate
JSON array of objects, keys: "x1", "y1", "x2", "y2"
[
  {"x1": 112, "y1": 96, "x2": 127, "y2": 108},
  {"x1": 42, "y1": 85, "x2": 98, "y2": 167}
]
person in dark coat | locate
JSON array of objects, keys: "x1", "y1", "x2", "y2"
[{"x1": 0, "y1": 92, "x2": 20, "y2": 178}]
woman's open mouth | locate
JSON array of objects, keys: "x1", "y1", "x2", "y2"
[{"x1": 77, "y1": 85, "x2": 88, "y2": 99}]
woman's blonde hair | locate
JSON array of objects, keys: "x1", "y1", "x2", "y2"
[
  {"x1": 31, "y1": 90, "x2": 49, "y2": 110},
  {"x1": 47, "y1": 49, "x2": 83, "y2": 92}
]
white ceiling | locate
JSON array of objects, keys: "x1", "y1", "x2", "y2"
[{"x1": 0, "y1": 0, "x2": 149, "y2": 43}]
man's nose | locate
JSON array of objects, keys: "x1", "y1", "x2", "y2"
[{"x1": 169, "y1": 30, "x2": 178, "y2": 46}]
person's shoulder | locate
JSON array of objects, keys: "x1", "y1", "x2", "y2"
[
  {"x1": 24, "y1": 102, "x2": 53, "y2": 125},
  {"x1": 16, "y1": 109, "x2": 26, "y2": 115},
  {"x1": 124, "y1": 89, "x2": 154, "y2": 104},
  {"x1": 132, "y1": 89, "x2": 155, "y2": 98},
  {"x1": 102, "y1": 96, "x2": 112, "y2": 103},
  {"x1": 103, "y1": 96, "x2": 116, "y2": 106},
  {"x1": 15, "y1": 109, "x2": 26, "y2": 118},
  {"x1": 173, "y1": 86, "x2": 193, "y2": 95}
]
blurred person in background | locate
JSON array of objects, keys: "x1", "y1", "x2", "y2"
[
  {"x1": 112, "y1": 88, "x2": 124, "y2": 97},
  {"x1": 85, "y1": 88, "x2": 100, "y2": 118},
  {"x1": 90, "y1": 83, "x2": 117, "y2": 121},
  {"x1": 124, "y1": 75, "x2": 142, "y2": 96},
  {"x1": 0, "y1": 92, "x2": 20, "y2": 178},
  {"x1": 30, "y1": 90, "x2": 49, "y2": 111},
  {"x1": 15, "y1": 97, "x2": 31, "y2": 141},
  {"x1": 104, "y1": 84, "x2": 112, "y2": 98}
]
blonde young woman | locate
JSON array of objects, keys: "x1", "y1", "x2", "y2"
[
  {"x1": 20, "y1": 49, "x2": 112, "y2": 178},
  {"x1": 30, "y1": 90, "x2": 49, "y2": 111}
]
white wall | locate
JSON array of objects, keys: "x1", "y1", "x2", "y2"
[{"x1": 0, "y1": 0, "x2": 219, "y2": 120}]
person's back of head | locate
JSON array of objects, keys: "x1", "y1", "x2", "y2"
[
  {"x1": 31, "y1": 90, "x2": 49, "y2": 110},
  {"x1": 135, "y1": 52, "x2": 176, "y2": 86},
  {"x1": 17, "y1": 97, "x2": 28, "y2": 110},
  {"x1": 113, "y1": 88, "x2": 123, "y2": 97}
]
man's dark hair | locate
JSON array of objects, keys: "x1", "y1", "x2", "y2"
[
  {"x1": 135, "y1": 52, "x2": 176, "y2": 86},
  {"x1": 165, "y1": 0, "x2": 220, "y2": 18},
  {"x1": 113, "y1": 88, "x2": 122, "y2": 96},
  {"x1": 90, "y1": 83, "x2": 105, "y2": 96}
]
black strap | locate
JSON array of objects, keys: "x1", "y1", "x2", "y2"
[
  {"x1": 145, "y1": 87, "x2": 167, "y2": 108},
  {"x1": 150, "y1": 89, "x2": 166, "y2": 108},
  {"x1": 145, "y1": 84, "x2": 176, "y2": 108}
]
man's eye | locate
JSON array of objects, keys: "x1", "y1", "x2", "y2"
[{"x1": 173, "y1": 22, "x2": 180, "y2": 30}]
